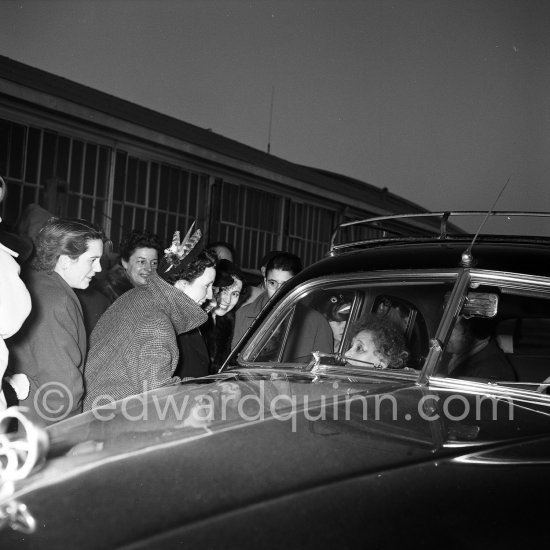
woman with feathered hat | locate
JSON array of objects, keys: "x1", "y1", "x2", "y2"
[{"x1": 83, "y1": 224, "x2": 216, "y2": 410}]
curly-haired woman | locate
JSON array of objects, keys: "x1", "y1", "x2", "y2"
[{"x1": 344, "y1": 313, "x2": 409, "y2": 369}]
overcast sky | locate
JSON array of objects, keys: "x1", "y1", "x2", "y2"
[{"x1": 1, "y1": 0, "x2": 549, "y2": 233}]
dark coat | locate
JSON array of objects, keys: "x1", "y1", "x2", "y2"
[
  {"x1": 176, "y1": 312, "x2": 237, "y2": 378},
  {"x1": 176, "y1": 328, "x2": 210, "y2": 379},
  {"x1": 232, "y1": 291, "x2": 333, "y2": 362},
  {"x1": 75, "y1": 282, "x2": 112, "y2": 338},
  {"x1": 84, "y1": 272, "x2": 207, "y2": 409},
  {"x1": 450, "y1": 338, "x2": 517, "y2": 381},
  {"x1": 206, "y1": 313, "x2": 235, "y2": 373},
  {"x1": 7, "y1": 269, "x2": 87, "y2": 424},
  {"x1": 232, "y1": 291, "x2": 270, "y2": 348}
]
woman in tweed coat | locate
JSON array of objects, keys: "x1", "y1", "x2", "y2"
[{"x1": 83, "y1": 249, "x2": 216, "y2": 410}]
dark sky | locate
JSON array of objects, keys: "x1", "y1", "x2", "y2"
[{"x1": 1, "y1": 0, "x2": 549, "y2": 233}]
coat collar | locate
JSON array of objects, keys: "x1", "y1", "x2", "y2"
[{"x1": 145, "y1": 272, "x2": 208, "y2": 334}]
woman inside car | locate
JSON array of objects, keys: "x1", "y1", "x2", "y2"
[{"x1": 344, "y1": 314, "x2": 409, "y2": 369}]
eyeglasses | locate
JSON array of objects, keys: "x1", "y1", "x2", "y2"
[{"x1": 266, "y1": 279, "x2": 285, "y2": 291}]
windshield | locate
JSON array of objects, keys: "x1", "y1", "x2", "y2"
[{"x1": 227, "y1": 274, "x2": 458, "y2": 377}]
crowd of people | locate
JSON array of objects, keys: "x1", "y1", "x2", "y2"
[
  {"x1": 1, "y1": 178, "x2": 415, "y2": 424},
  {"x1": 0, "y1": 192, "x2": 326, "y2": 423}
]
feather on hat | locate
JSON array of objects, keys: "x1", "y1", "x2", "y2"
[{"x1": 162, "y1": 221, "x2": 202, "y2": 274}]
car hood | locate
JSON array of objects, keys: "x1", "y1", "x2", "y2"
[{"x1": 1, "y1": 371, "x2": 549, "y2": 546}]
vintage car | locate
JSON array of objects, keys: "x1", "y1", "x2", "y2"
[{"x1": 2, "y1": 211, "x2": 550, "y2": 548}]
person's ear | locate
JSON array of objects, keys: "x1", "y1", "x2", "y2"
[
  {"x1": 57, "y1": 254, "x2": 72, "y2": 270},
  {"x1": 121, "y1": 258, "x2": 128, "y2": 270},
  {"x1": 174, "y1": 279, "x2": 188, "y2": 291}
]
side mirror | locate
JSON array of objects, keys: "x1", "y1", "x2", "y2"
[{"x1": 461, "y1": 292, "x2": 499, "y2": 318}]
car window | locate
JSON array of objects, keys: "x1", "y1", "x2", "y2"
[
  {"x1": 435, "y1": 280, "x2": 550, "y2": 392},
  {"x1": 372, "y1": 295, "x2": 427, "y2": 369},
  {"x1": 240, "y1": 277, "x2": 456, "y2": 371}
]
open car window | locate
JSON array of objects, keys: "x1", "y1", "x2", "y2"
[
  {"x1": 238, "y1": 276, "x2": 457, "y2": 373},
  {"x1": 434, "y1": 277, "x2": 550, "y2": 394}
]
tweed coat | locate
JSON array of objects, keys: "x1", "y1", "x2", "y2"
[
  {"x1": 83, "y1": 272, "x2": 207, "y2": 410},
  {"x1": 7, "y1": 268, "x2": 86, "y2": 424}
]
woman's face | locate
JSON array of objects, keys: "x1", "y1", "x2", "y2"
[
  {"x1": 175, "y1": 266, "x2": 216, "y2": 306},
  {"x1": 121, "y1": 247, "x2": 158, "y2": 286},
  {"x1": 344, "y1": 329, "x2": 387, "y2": 368},
  {"x1": 55, "y1": 239, "x2": 103, "y2": 289},
  {"x1": 213, "y1": 277, "x2": 243, "y2": 316}
]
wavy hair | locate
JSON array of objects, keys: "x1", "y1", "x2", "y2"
[
  {"x1": 214, "y1": 259, "x2": 244, "y2": 289},
  {"x1": 31, "y1": 217, "x2": 106, "y2": 272},
  {"x1": 119, "y1": 229, "x2": 163, "y2": 261},
  {"x1": 350, "y1": 313, "x2": 409, "y2": 369},
  {"x1": 160, "y1": 248, "x2": 218, "y2": 285}
]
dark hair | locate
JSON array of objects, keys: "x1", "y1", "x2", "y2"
[
  {"x1": 259, "y1": 250, "x2": 283, "y2": 269},
  {"x1": 101, "y1": 264, "x2": 134, "y2": 301},
  {"x1": 214, "y1": 259, "x2": 244, "y2": 289},
  {"x1": 457, "y1": 316, "x2": 496, "y2": 340},
  {"x1": 206, "y1": 260, "x2": 245, "y2": 372},
  {"x1": 161, "y1": 249, "x2": 217, "y2": 285},
  {"x1": 206, "y1": 241, "x2": 237, "y2": 264},
  {"x1": 32, "y1": 217, "x2": 106, "y2": 272},
  {"x1": 119, "y1": 229, "x2": 162, "y2": 262},
  {"x1": 265, "y1": 252, "x2": 302, "y2": 277},
  {"x1": 350, "y1": 313, "x2": 409, "y2": 369}
]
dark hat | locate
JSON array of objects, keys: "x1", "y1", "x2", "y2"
[
  {"x1": 0, "y1": 223, "x2": 34, "y2": 263},
  {"x1": 158, "y1": 223, "x2": 203, "y2": 281},
  {"x1": 0, "y1": 176, "x2": 34, "y2": 263}
]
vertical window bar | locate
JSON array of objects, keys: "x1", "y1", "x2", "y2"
[
  {"x1": 241, "y1": 185, "x2": 248, "y2": 265},
  {"x1": 104, "y1": 146, "x2": 116, "y2": 238},
  {"x1": 91, "y1": 144, "x2": 99, "y2": 222},
  {"x1": 37, "y1": 129, "x2": 44, "y2": 205},
  {"x1": 144, "y1": 161, "x2": 151, "y2": 228}
]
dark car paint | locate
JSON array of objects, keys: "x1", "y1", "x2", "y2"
[
  {"x1": 2, "y1": 372, "x2": 550, "y2": 548},
  {"x1": 3, "y1": 233, "x2": 550, "y2": 548},
  {"x1": 226, "y1": 238, "x2": 550, "y2": 357}
]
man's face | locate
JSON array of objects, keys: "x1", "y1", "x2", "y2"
[
  {"x1": 447, "y1": 317, "x2": 474, "y2": 354},
  {"x1": 265, "y1": 268, "x2": 293, "y2": 298}
]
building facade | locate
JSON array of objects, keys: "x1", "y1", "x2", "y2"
[{"x1": 0, "y1": 55, "x2": 429, "y2": 271}]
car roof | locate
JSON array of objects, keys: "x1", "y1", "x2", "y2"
[{"x1": 293, "y1": 212, "x2": 550, "y2": 286}]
